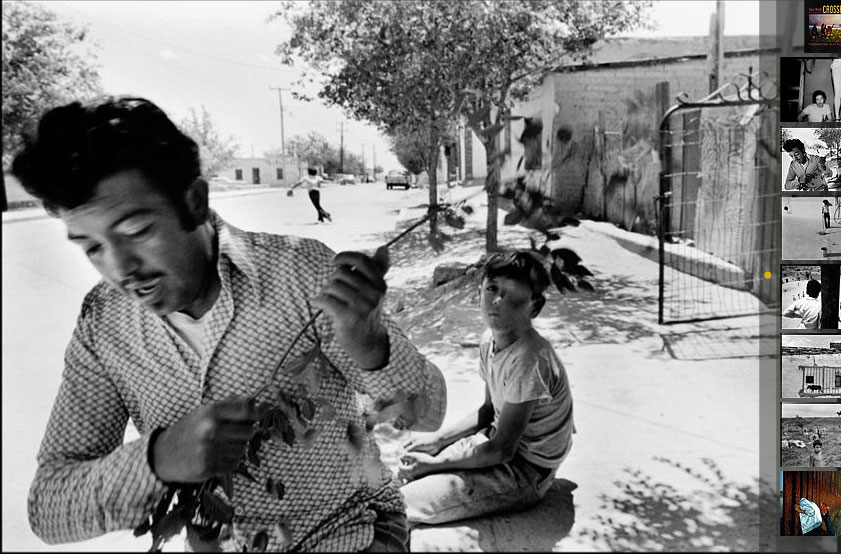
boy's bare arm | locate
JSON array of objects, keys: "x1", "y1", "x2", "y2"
[{"x1": 404, "y1": 386, "x2": 494, "y2": 454}]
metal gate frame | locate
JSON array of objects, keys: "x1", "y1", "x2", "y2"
[{"x1": 657, "y1": 68, "x2": 778, "y2": 325}]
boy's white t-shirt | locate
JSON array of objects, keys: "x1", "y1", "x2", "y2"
[{"x1": 478, "y1": 327, "x2": 574, "y2": 469}]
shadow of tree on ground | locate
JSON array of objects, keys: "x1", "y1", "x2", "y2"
[{"x1": 575, "y1": 457, "x2": 778, "y2": 552}]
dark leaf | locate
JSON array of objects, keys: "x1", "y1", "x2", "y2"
[
  {"x1": 299, "y1": 397, "x2": 317, "y2": 421},
  {"x1": 516, "y1": 156, "x2": 524, "y2": 171},
  {"x1": 235, "y1": 462, "x2": 257, "y2": 483},
  {"x1": 559, "y1": 216, "x2": 581, "y2": 227},
  {"x1": 190, "y1": 522, "x2": 223, "y2": 542},
  {"x1": 265, "y1": 477, "x2": 276, "y2": 497},
  {"x1": 460, "y1": 204, "x2": 474, "y2": 215},
  {"x1": 373, "y1": 244, "x2": 390, "y2": 275},
  {"x1": 247, "y1": 435, "x2": 263, "y2": 468},
  {"x1": 133, "y1": 517, "x2": 152, "y2": 537},
  {"x1": 346, "y1": 421, "x2": 365, "y2": 454},
  {"x1": 565, "y1": 264, "x2": 594, "y2": 277},
  {"x1": 443, "y1": 211, "x2": 465, "y2": 229},
  {"x1": 503, "y1": 209, "x2": 525, "y2": 226},
  {"x1": 156, "y1": 507, "x2": 189, "y2": 541},
  {"x1": 577, "y1": 279, "x2": 595, "y2": 292},
  {"x1": 282, "y1": 422, "x2": 296, "y2": 447},
  {"x1": 550, "y1": 265, "x2": 576, "y2": 294},
  {"x1": 301, "y1": 427, "x2": 321, "y2": 448},
  {"x1": 539, "y1": 245, "x2": 550, "y2": 257},
  {"x1": 528, "y1": 236, "x2": 538, "y2": 252},
  {"x1": 428, "y1": 233, "x2": 445, "y2": 253},
  {"x1": 252, "y1": 529, "x2": 269, "y2": 552},
  {"x1": 544, "y1": 231, "x2": 561, "y2": 241},
  {"x1": 551, "y1": 248, "x2": 582, "y2": 268},
  {"x1": 200, "y1": 490, "x2": 235, "y2": 524},
  {"x1": 221, "y1": 472, "x2": 234, "y2": 500},
  {"x1": 284, "y1": 347, "x2": 319, "y2": 378}
]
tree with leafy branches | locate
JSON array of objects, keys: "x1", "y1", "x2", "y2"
[
  {"x1": 178, "y1": 106, "x2": 239, "y2": 178},
  {"x1": 814, "y1": 127, "x2": 841, "y2": 161},
  {"x1": 275, "y1": 0, "x2": 651, "y2": 251},
  {"x1": 269, "y1": 131, "x2": 365, "y2": 175},
  {"x1": 2, "y1": 0, "x2": 102, "y2": 210},
  {"x1": 387, "y1": 124, "x2": 455, "y2": 178}
]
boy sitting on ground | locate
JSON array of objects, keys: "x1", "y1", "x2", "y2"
[{"x1": 397, "y1": 250, "x2": 574, "y2": 525}]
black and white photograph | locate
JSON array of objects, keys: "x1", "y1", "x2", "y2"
[
  {"x1": 2, "y1": 1, "x2": 779, "y2": 552},
  {"x1": 781, "y1": 197, "x2": 841, "y2": 260},
  {"x1": 781, "y1": 335, "x2": 841, "y2": 398},
  {"x1": 781, "y1": 57, "x2": 841, "y2": 123},
  {"x1": 781, "y1": 127, "x2": 841, "y2": 191},
  {"x1": 781, "y1": 265, "x2": 841, "y2": 329},
  {"x1": 780, "y1": 404, "x2": 841, "y2": 468}
]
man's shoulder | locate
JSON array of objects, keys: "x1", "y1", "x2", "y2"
[{"x1": 79, "y1": 281, "x2": 132, "y2": 320}]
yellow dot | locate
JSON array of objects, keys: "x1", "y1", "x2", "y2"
[{"x1": 764, "y1": 271, "x2": 772, "y2": 279}]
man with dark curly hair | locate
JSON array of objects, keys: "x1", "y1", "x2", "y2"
[{"x1": 12, "y1": 96, "x2": 445, "y2": 552}]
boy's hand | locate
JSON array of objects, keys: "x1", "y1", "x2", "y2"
[
  {"x1": 397, "y1": 451, "x2": 437, "y2": 483},
  {"x1": 152, "y1": 396, "x2": 259, "y2": 483},
  {"x1": 402, "y1": 434, "x2": 442, "y2": 455},
  {"x1": 313, "y1": 251, "x2": 390, "y2": 370}
]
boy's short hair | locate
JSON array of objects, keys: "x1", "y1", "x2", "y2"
[
  {"x1": 308, "y1": 168, "x2": 318, "y2": 176},
  {"x1": 783, "y1": 138, "x2": 805, "y2": 153},
  {"x1": 11, "y1": 96, "x2": 201, "y2": 228},
  {"x1": 806, "y1": 279, "x2": 822, "y2": 298},
  {"x1": 482, "y1": 250, "x2": 550, "y2": 299},
  {"x1": 814, "y1": 439, "x2": 823, "y2": 448}
]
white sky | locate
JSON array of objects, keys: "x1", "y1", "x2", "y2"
[
  {"x1": 782, "y1": 403, "x2": 841, "y2": 418},
  {"x1": 41, "y1": 0, "x2": 759, "y2": 169}
]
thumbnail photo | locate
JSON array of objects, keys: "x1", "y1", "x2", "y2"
[
  {"x1": 780, "y1": 403, "x2": 840, "y2": 468},
  {"x1": 781, "y1": 335, "x2": 841, "y2": 399},
  {"x1": 806, "y1": 0, "x2": 841, "y2": 53},
  {"x1": 781, "y1": 127, "x2": 840, "y2": 191},
  {"x1": 781, "y1": 264, "x2": 841, "y2": 329},
  {"x1": 781, "y1": 198, "x2": 841, "y2": 260},
  {"x1": 781, "y1": 57, "x2": 841, "y2": 123},
  {"x1": 780, "y1": 470, "x2": 839, "y2": 536}
]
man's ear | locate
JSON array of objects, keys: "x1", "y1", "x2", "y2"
[
  {"x1": 531, "y1": 295, "x2": 546, "y2": 318},
  {"x1": 184, "y1": 178, "x2": 210, "y2": 228}
]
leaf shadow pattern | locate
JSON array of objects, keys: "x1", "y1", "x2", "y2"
[
  {"x1": 409, "y1": 478, "x2": 577, "y2": 552},
  {"x1": 577, "y1": 457, "x2": 778, "y2": 552}
]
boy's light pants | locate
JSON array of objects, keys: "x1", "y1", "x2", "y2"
[{"x1": 400, "y1": 433, "x2": 565, "y2": 525}]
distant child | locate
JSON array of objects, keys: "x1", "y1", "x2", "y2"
[
  {"x1": 782, "y1": 279, "x2": 821, "y2": 329},
  {"x1": 398, "y1": 250, "x2": 574, "y2": 525},
  {"x1": 290, "y1": 167, "x2": 332, "y2": 223},
  {"x1": 809, "y1": 440, "x2": 826, "y2": 467},
  {"x1": 823, "y1": 200, "x2": 832, "y2": 229}
]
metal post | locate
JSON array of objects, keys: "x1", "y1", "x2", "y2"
[{"x1": 270, "y1": 86, "x2": 287, "y2": 180}]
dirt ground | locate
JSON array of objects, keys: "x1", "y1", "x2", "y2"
[{"x1": 780, "y1": 418, "x2": 841, "y2": 467}]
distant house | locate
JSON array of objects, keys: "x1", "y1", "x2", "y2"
[{"x1": 215, "y1": 156, "x2": 302, "y2": 186}]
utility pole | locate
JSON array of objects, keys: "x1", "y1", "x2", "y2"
[
  {"x1": 706, "y1": 0, "x2": 724, "y2": 93},
  {"x1": 269, "y1": 86, "x2": 288, "y2": 177},
  {"x1": 373, "y1": 145, "x2": 377, "y2": 182},
  {"x1": 361, "y1": 144, "x2": 365, "y2": 178},
  {"x1": 335, "y1": 121, "x2": 346, "y2": 173}
]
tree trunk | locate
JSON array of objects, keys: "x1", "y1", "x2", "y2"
[
  {"x1": 482, "y1": 137, "x2": 501, "y2": 252},
  {"x1": 820, "y1": 264, "x2": 840, "y2": 329},
  {"x1": 0, "y1": 172, "x2": 7, "y2": 212},
  {"x1": 427, "y1": 146, "x2": 439, "y2": 237}
]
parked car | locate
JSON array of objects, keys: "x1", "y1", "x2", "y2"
[
  {"x1": 385, "y1": 170, "x2": 411, "y2": 190},
  {"x1": 338, "y1": 174, "x2": 358, "y2": 185}
]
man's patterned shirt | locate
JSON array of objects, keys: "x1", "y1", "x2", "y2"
[{"x1": 28, "y1": 211, "x2": 446, "y2": 551}]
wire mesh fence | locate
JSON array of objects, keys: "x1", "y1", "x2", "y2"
[{"x1": 658, "y1": 103, "x2": 779, "y2": 324}]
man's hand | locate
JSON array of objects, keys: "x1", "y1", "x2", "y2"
[
  {"x1": 312, "y1": 251, "x2": 390, "y2": 370},
  {"x1": 152, "y1": 396, "x2": 259, "y2": 483},
  {"x1": 397, "y1": 451, "x2": 437, "y2": 483},
  {"x1": 402, "y1": 433, "x2": 443, "y2": 456}
]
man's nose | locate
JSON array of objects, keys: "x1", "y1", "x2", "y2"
[{"x1": 106, "y1": 244, "x2": 141, "y2": 282}]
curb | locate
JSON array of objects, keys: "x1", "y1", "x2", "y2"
[{"x1": 581, "y1": 220, "x2": 748, "y2": 290}]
